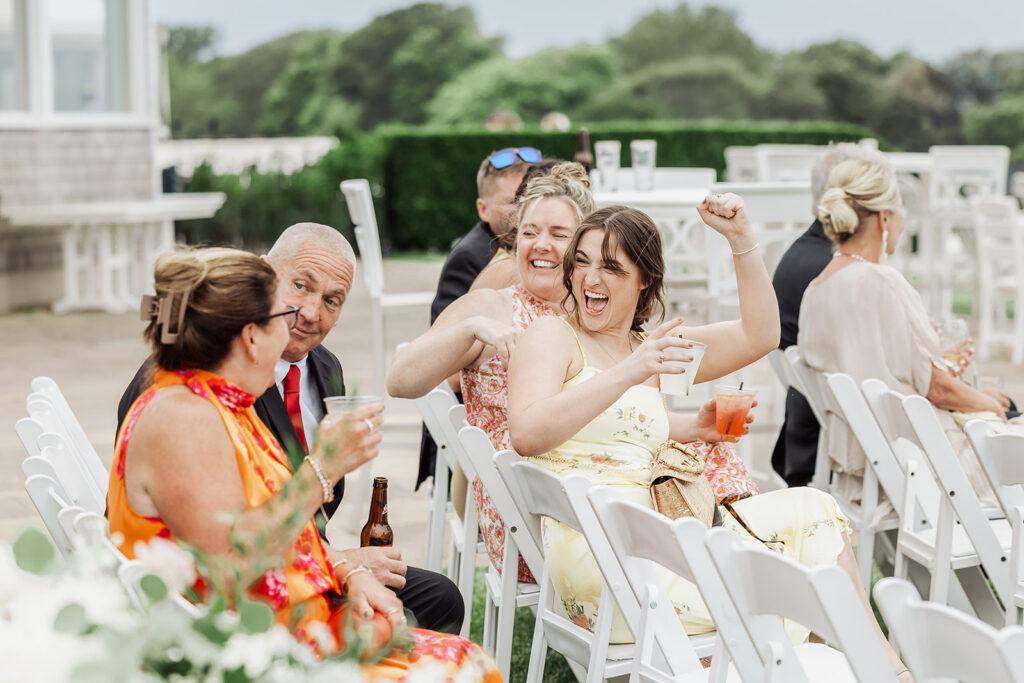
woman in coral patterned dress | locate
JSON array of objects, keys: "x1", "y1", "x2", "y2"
[
  {"x1": 109, "y1": 248, "x2": 498, "y2": 682},
  {"x1": 389, "y1": 163, "x2": 760, "y2": 583}
]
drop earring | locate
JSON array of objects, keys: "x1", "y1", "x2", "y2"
[{"x1": 880, "y1": 228, "x2": 889, "y2": 264}]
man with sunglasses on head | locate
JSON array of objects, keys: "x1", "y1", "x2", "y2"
[
  {"x1": 415, "y1": 146, "x2": 540, "y2": 489},
  {"x1": 117, "y1": 223, "x2": 466, "y2": 634}
]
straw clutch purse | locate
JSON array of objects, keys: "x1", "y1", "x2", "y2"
[{"x1": 649, "y1": 440, "x2": 716, "y2": 527}]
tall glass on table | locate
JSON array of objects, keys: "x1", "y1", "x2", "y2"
[{"x1": 322, "y1": 395, "x2": 382, "y2": 546}]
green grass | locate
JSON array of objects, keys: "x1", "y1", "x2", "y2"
[{"x1": 467, "y1": 567, "x2": 577, "y2": 682}]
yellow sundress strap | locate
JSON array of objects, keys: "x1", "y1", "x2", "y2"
[{"x1": 556, "y1": 316, "x2": 588, "y2": 366}]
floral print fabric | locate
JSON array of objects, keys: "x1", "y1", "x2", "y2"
[{"x1": 534, "y1": 365, "x2": 850, "y2": 644}]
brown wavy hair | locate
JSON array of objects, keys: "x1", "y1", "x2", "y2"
[
  {"x1": 561, "y1": 206, "x2": 665, "y2": 333},
  {"x1": 145, "y1": 248, "x2": 277, "y2": 371}
]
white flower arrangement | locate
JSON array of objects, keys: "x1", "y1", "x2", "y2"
[{"x1": 0, "y1": 528, "x2": 366, "y2": 683}]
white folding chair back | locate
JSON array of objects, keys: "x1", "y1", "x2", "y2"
[
  {"x1": 15, "y1": 416, "x2": 44, "y2": 459},
  {"x1": 588, "y1": 487, "x2": 756, "y2": 682},
  {"x1": 496, "y1": 458, "x2": 637, "y2": 682},
  {"x1": 36, "y1": 432, "x2": 106, "y2": 516},
  {"x1": 874, "y1": 577, "x2": 1024, "y2": 683},
  {"x1": 413, "y1": 384, "x2": 477, "y2": 638},
  {"x1": 30, "y1": 377, "x2": 108, "y2": 494},
  {"x1": 969, "y1": 195, "x2": 1024, "y2": 363},
  {"x1": 821, "y1": 372, "x2": 904, "y2": 584},
  {"x1": 900, "y1": 393, "x2": 1011, "y2": 609},
  {"x1": 457, "y1": 425, "x2": 542, "y2": 680},
  {"x1": 706, "y1": 528, "x2": 898, "y2": 683},
  {"x1": 783, "y1": 346, "x2": 831, "y2": 490},
  {"x1": 23, "y1": 473, "x2": 74, "y2": 555},
  {"x1": 724, "y1": 146, "x2": 757, "y2": 182},
  {"x1": 753, "y1": 144, "x2": 827, "y2": 183}
]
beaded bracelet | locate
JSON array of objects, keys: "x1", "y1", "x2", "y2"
[
  {"x1": 731, "y1": 242, "x2": 759, "y2": 256},
  {"x1": 304, "y1": 454, "x2": 334, "y2": 503}
]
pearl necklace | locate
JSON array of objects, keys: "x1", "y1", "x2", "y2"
[{"x1": 833, "y1": 252, "x2": 871, "y2": 264}]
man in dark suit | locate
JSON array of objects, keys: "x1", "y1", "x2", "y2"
[
  {"x1": 416, "y1": 148, "x2": 537, "y2": 488},
  {"x1": 118, "y1": 223, "x2": 464, "y2": 633},
  {"x1": 771, "y1": 143, "x2": 880, "y2": 487}
]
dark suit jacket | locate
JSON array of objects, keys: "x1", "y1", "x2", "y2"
[
  {"x1": 116, "y1": 345, "x2": 347, "y2": 515},
  {"x1": 770, "y1": 220, "x2": 833, "y2": 486},
  {"x1": 429, "y1": 221, "x2": 498, "y2": 324},
  {"x1": 419, "y1": 221, "x2": 498, "y2": 488}
]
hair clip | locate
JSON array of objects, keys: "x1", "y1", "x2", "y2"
[{"x1": 139, "y1": 291, "x2": 191, "y2": 344}]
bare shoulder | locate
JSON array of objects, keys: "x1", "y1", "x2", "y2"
[
  {"x1": 436, "y1": 286, "x2": 513, "y2": 324},
  {"x1": 130, "y1": 387, "x2": 230, "y2": 463},
  {"x1": 471, "y1": 258, "x2": 517, "y2": 292},
  {"x1": 520, "y1": 315, "x2": 574, "y2": 345}
]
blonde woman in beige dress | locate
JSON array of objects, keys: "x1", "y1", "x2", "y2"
[{"x1": 799, "y1": 155, "x2": 1014, "y2": 517}]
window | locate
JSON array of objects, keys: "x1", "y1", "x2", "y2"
[
  {"x1": 0, "y1": 0, "x2": 24, "y2": 110},
  {"x1": 49, "y1": 0, "x2": 128, "y2": 112}
]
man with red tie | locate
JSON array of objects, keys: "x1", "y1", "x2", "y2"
[{"x1": 117, "y1": 223, "x2": 464, "y2": 633}]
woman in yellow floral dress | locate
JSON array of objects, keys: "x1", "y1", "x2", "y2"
[
  {"x1": 109, "y1": 248, "x2": 498, "y2": 682},
  {"x1": 506, "y1": 199, "x2": 909, "y2": 679}
]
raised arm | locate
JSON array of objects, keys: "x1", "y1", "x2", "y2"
[
  {"x1": 682, "y1": 193, "x2": 781, "y2": 383},
  {"x1": 386, "y1": 289, "x2": 514, "y2": 399},
  {"x1": 508, "y1": 317, "x2": 690, "y2": 456}
]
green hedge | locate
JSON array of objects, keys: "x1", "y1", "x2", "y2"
[{"x1": 182, "y1": 119, "x2": 874, "y2": 252}]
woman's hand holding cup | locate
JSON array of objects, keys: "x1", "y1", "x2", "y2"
[
  {"x1": 623, "y1": 317, "x2": 693, "y2": 385},
  {"x1": 313, "y1": 402, "x2": 384, "y2": 481}
]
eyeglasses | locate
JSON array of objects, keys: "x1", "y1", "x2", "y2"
[
  {"x1": 488, "y1": 147, "x2": 542, "y2": 170},
  {"x1": 262, "y1": 305, "x2": 299, "y2": 329}
]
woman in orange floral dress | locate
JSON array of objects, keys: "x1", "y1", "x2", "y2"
[{"x1": 108, "y1": 248, "x2": 498, "y2": 682}]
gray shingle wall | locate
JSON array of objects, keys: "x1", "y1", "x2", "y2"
[{"x1": 0, "y1": 128, "x2": 154, "y2": 206}]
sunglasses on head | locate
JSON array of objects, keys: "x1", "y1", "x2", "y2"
[{"x1": 489, "y1": 147, "x2": 542, "y2": 170}]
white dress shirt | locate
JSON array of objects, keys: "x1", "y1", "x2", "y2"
[{"x1": 274, "y1": 356, "x2": 324, "y2": 445}]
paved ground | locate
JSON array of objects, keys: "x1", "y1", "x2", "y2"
[{"x1": 3, "y1": 258, "x2": 1024, "y2": 569}]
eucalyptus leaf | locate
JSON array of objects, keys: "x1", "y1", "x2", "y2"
[
  {"x1": 53, "y1": 603, "x2": 88, "y2": 634},
  {"x1": 139, "y1": 574, "x2": 168, "y2": 603},
  {"x1": 12, "y1": 528, "x2": 56, "y2": 574},
  {"x1": 239, "y1": 599, "x2": 274, "y2": 633},
  {"x1": 223, "y1": 665, "x2": 252, "y2": 683}
]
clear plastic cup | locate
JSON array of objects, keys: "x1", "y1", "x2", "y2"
[
  {"x1": 324, "y1": 395, "x2": 382, "y2": 416},
  {"x1": 630, "y1": 139, "x2": 657, "y2": 191},
  {"x1": 714, "y1": 385, "x2": 756, "y2": 437},
  {"x1": 595, "y1": 140, "x2": 621, "y2": 192},
  {"x1": 659, "y1": 340, "x2": 707, "y2": 397}
]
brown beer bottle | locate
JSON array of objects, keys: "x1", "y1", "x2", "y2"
[
  {"x1": 574, "y1": 128, "x2": 594, "y2": 173},
  {"x1": 360, "y1": 476, "x2": 394, "y2": 547}
]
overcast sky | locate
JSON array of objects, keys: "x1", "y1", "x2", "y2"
[{"x1": 154, "y1": 0, "x2": 1024, "y2": 63}]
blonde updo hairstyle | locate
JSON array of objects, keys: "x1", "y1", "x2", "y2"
[
  {"x1": 818, "y1": 158, "x2": 902, "y2": 244},
  {"x1": 145, "y1": 247, "x2": 278, "y2": 371},
  {"x1": 509, "y1": 162, "x2": 595, "y2": 249}
]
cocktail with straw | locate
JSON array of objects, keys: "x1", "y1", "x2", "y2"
[{"x1": 715, "y1": 383, "x2": 756, "y2": 438}]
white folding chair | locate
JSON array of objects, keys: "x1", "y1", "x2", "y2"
[
  {"x1": 723, "y1": 146, "x2": 757, "y2": 182},
  {"x1": 339, "y1": 179, "x2": 433, "y2": 397},
  {"x1": 23, "y1": 473, "x2": 75, "y2": 556},
  {"x1": 783, "y1": 346, "x2": 831, "y2": 490},
  {"x1": 443, "y1": 403, "x2": 483, "y2": 640},
  {"x1": 874, "y1": 577, "x2": 1024, "y2": 683},
  {"x1": 607, "y1": 167, "x2": 716, "y2": 192},
  {"x1": 705, "y1": 527, "x2": 898, "y2": 683},
  {"x1": 29, "y1": 376, "x2": 109, "y2": 495},
  {"x1": 753, "y1": 144, "x2": 827, "y2": 183},
  {"x1": 866, "y1": 382, "x2": 1009, "y2": 621},
  {"x1": 819, "y1": 372, "x2": 903, "y2": 585},
  {"x1": 965, "y1": 420, "x2": 1024, "y2": 624},
  {"x1": 457, "y1": 425, "x2": 542, "y2": 680},
  {"x1": 969, "y1": 195, "x2": 1024, "y2": 363},
  {"x1": 495, "y1": 457, "x2": 639, "y2": 682},
  {"x1": 34, "y1": 431, "x2": 106, "y2": 516},
  {"x1": 415, "y1": 384, "x2": 459, "y2": 572},
  {"x1": 588, "y1": 487, "x2": 757, "y2": 683}
]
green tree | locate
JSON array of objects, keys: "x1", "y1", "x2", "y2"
[
  {"x1": 165, "y1": 26, "x2": 218, "y2": 65},
  {"x1": 962, "y1": 95, "x2": 1024, "y2": 162},
  {"x1": 943, "y1": 50, "x2": 1024, "y2": 107},
  {"x1": 758, "y1": 61, "x2": 830, "y2": 121},
  {"x1": 580, "y1": 56, "x2": 761, "y2": 122},
  {"x1": 427, "y1": 45, "x2": 621, "y2": 127},
  {"x1": 327, "y1": 3, "x2": 498, "y2": 126},
  {"x1": 613, "y1": 5, "x2": 768, "y2": 74},
  {"x1": 869, "y1": 54, "x2": 960, "y2": 150},
  {"x1": 786, "y1": 40, "x2": 890, "y2": 126}
]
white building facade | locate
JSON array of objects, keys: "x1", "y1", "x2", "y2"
[{"x1": 0, "y1": 0, "x2": 222, "y2": 312}]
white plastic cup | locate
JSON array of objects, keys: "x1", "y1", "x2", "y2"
[
  {"x1": 659, "y1": 340, "x2": 706, "y2": 397},
  {"x1": 595, "y1": 140, "x2": 621, "y2": 192},
  {"x1": 631, "y1": 139, "x2": 657, "y2": 191},
  {"x1": 324, "y1": 395, "x2": 381, "y2": 416}
]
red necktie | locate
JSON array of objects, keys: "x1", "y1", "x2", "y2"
[{"x1": 283, "y1": 364, "x2": 309, "y2": 454}]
